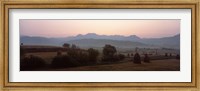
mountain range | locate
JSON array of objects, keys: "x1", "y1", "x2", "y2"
[{"x1": 20, "y1": 33, "x2": 180, "y2": 49}]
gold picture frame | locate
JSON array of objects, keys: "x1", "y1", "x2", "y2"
[{"x1": 0, "y1": 0, "x2": 199, "y2": 91}]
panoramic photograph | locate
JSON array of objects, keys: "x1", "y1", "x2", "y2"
[{"x1": 20, "y1": 19, "x2": 180, "y2": 71}]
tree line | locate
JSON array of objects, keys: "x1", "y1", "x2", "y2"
[{"x1": 20, "y1": 43, "x2": 180, "y2": 70}]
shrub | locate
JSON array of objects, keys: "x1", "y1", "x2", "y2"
[
  {"x1": 133, "y1": 53, "x2": 141, "y2": 64},
  {"x1": 20, "y1": 55, "x2": 46, "y2": 70},
  {"x1": 51, "y1": 55, "x2": 80, "y2": 68},
  {"x1": 102, "y1": 54, "x2": 124, "y2": 62},
  {"x1": 118, "y1": 54, "x2": 125, "y2": 60},
  {"x1": 113, "y1": 55, "x2": 120, "y2": 61},
  {"x1": 143, "y1": 54, "x2": 150, "y2": 63}
]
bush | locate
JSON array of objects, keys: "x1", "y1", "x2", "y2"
[
  {"x1": 133, "y1": 53, "x2": 141, "y2": 64},
  {"x1": 143, "y1": 54, "x2": 150, "y2": 63},
  {"x1": 51, "y1": 55, "x2": 81, "y2": 68},
  {"x1": 118, "y1": 54, "x2": 125, "y2": 60},
  {"x1": 113, "y1": 55, "x2": 120, "y2": 61},
  {"x1": 20, "y1": 55, "x2": 46, "y2": 70},
  {"x1": 102, "y1": 53, "x2": 125, "y2": 62}
]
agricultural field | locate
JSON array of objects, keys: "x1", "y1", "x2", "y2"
[
  {"x1": 52, "y1": 59, "x2": 180, "y2": 71},
  {"x1": 21, "y1": 45, "x2": 180, "y2": 71}
]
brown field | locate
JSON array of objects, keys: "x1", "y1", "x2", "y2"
[
  {"x1": 25, "y1": 52, "x2": 180, "y2": 71},
  {"x1": 43, "y1": 59, "x2": 180, "y2": 71}
]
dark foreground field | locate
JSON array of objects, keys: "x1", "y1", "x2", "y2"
[
  {"x1": 21, "y1": 45, "x2": 180, "y2": 71},
  {"x1": 37, "y1": 59, "x2": 179, "y2": 71}
]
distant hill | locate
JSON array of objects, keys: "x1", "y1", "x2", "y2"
[
  {"x1": 66, "y1": 33, "x2": 141, "y2": 42},
  {"x1": 67, "y1": 39, "x2": 149, "y2": 49},
  {"x1": 20, "y1": 33, "x2": 180, "y2": 49},
  {"x1": 21, "y1": 36, "x2": 59, "y2": 46},
  {"x1": 141, "y1": 34, "x2": 180, "y2": 49}
]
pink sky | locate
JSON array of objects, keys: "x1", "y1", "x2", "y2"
[{"x1": 20, "y1": 20, "x2": 180, "y2": 38}]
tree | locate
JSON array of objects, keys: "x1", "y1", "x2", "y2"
[
  {"x1": 67, "y1": 48, "x2": 90, "y2": 65},
  {"x1": 20, "y1": 55, "x2": 46, "y2": 70},
  {"x1": 143, "y1": 54, "x2": 150, "y2": 63},
  {"x1": 20, "y1": 43, "x2": 23, "y2": 46},
  {"x1": 133, "y1": 53, "x2": 141, "y2": 64},
  {"x1": 76, "y1": 52, "x2": 89, "y2": 65},
  {"x1": 127, "y1": 53, "x2": 130, "y2": 57},
  {"x1": 165, "y1": 53, "x2": 168, "y2": 57},
  {"x1": 103, "y1": 44, "x2": 116, "y2": 57},
  {"x1": 71, "y1": 44, "x2": 77, "y2": 49},
  {"x1": 88, "y1": 48, "x2": 99, "y2": 64},
  {"x1": 102, "y1": 44, "x2": 117, "y2": 62},
  {"x1": 51, "y1": 55, "x2": 80, "y2": 68},
  {"x1": 131, "y1": 53, "x2": 133, "y2": 56},
  {"x1": 155, "y1": 49, "x2": 158, "y2": 55},
  {"x1": 63, "y1": 43, "x2": 70, "y2": 48},
  {"x1": 169, "y1": 53, "x2": 172, "y2": 57}
]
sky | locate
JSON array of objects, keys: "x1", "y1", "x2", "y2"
[{"x1": 20, "y1": 20, "x2": 180, "y2": 38}]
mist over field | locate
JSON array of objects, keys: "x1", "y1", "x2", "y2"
[
  {"x1": 20, "y1": 20, "x2": 180, "y2": 71},
  {"x1": 20, "y1": 33, "x2": 180, "y2": 50}
]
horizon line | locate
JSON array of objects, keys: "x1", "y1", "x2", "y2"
[{"x1": 20, "y1": 33, "x2": 180, "y2": 39}]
